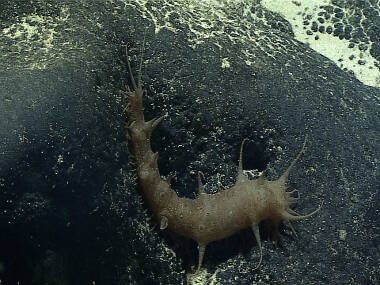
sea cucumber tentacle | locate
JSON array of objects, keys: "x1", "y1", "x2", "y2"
[
  {"x1": 285, "y1": 221, "x2": 298, "y2": 237},
  {"x1": 197, "y1": 244, "x2": 207, "y2": 271},
  {"x1": 145, "y1": 116, "x2": 165, "y2": 135},
  {"x1": 281, "y1": 205, "x2": 321, "y2": 221},
  {"x1": 251, "y1": 224, "x2": 263, "y2": 269},
  {"x1": 197, "y1": 171, "x2": 206, "y2": 195},
  {"x1": 279, "y1": 135, "x2": 308, "y2": 183},
  {"x1": 237, "y1": 138, "x2": 249, "y2": 183},
  {"x1": 287, "y1": 208, "x2": 301, "y2": 216},
  {"x1": 160, "y1": 216, "x2": 168, "y2": 230}
]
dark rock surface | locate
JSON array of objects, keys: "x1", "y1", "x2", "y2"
[{"x1": 0, "y1": 0, "x2": 379, "y2": 284}]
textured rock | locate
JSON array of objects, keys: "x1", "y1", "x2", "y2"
[{"x1": 0, "y1": 0, "x2": 379, "y2": 284}]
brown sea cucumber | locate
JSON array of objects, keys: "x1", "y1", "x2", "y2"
[{"x1": 123, "y1": 44, "x2": 321, "y2": 270}]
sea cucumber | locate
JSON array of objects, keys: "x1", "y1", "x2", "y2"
[{"x1": 124, "y1": 44, "x2": 321, "y2": 270}]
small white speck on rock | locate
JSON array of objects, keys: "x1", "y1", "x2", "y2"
[{"x1": 338, "y1": 229, "x2": 347, "y2": 241}]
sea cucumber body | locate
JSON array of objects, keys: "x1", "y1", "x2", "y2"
[
  {"x1": 162, "y1": 179, "x2": 286, "y2": 245},
  {"x1": 124, "y1": 53, "x2": 320, "y2": 270}
]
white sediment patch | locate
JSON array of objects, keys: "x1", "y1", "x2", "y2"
[
  {"x1": 1, "y1": 6, "x2": 70, "y2": 69},
  {"x1": 262, "y1": 0, "x2": 380, "y2": 88}
]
